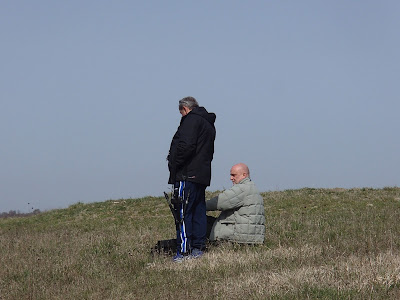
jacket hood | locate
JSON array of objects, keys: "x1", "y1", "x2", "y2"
[{"x1": 190, "y1": 106, "x2": 216, "y2": 125}]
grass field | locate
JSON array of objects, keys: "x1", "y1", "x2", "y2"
[{"x1": 1, "y1": 187, "x2": 400, "y2": 299}]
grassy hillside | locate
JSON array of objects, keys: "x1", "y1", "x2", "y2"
[{"x1": 1, "y1": 188, "x2": 400, "y2": 299}]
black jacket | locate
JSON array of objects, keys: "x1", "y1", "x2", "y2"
[{"x1": 168, "y1": 106, "x2": 216, "y2": 186}]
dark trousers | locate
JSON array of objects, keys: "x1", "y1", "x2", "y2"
[{"x1": 174, "y1": 181, "x2": 206, "y2": 254}]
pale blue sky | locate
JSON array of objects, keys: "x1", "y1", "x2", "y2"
[{"x1": 1, "y1": 1, "x2": 399, "y2": 213}]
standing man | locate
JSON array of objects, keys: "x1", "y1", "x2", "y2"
[{"x1": 168, "y1": 96, "x2": 216, "y2": 261}]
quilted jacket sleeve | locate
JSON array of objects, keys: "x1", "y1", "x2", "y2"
[{"x1": 206, "y1": 184, "x2": 246, "y2": 211}]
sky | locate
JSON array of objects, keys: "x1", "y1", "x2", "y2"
[{"x1": 1, "y1": 1, "x2": 399, "y2": 213}]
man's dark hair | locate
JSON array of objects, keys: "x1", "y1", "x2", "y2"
[{"x1": 179, "y1": 96, "x2": 199, "y2": 110}]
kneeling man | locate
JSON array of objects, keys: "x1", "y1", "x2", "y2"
[{"x1": 206, "y1": 163, "x2": 265, "y2": 244}]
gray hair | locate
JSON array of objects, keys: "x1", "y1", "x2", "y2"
[{"x1": 179, "y1": 96, "x2": 199, "y2": 110}]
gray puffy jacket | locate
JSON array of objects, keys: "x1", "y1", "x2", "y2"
[{"x1": 206, "y1": 177, "x2": 265, "y2": 244}]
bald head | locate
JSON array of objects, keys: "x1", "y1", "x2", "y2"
[{"x1": 230, "y1": 163, "x2": 250, "y2": 184}]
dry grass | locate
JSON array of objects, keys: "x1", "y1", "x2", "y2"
[
  {"x1": 211, "y1": 248, "x2": 400, "y2": 298},
  {"x1": 1, "y1": 188, "x2": 400, "y2": 299}
]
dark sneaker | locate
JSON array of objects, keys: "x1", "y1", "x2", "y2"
[{"x1": 190, "y1": 248, "x2": 204, "y2": 259}]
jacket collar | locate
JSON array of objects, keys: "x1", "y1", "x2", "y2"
[{"x1": 238, "y1": 177, "x2": 251, "y2": 184}]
